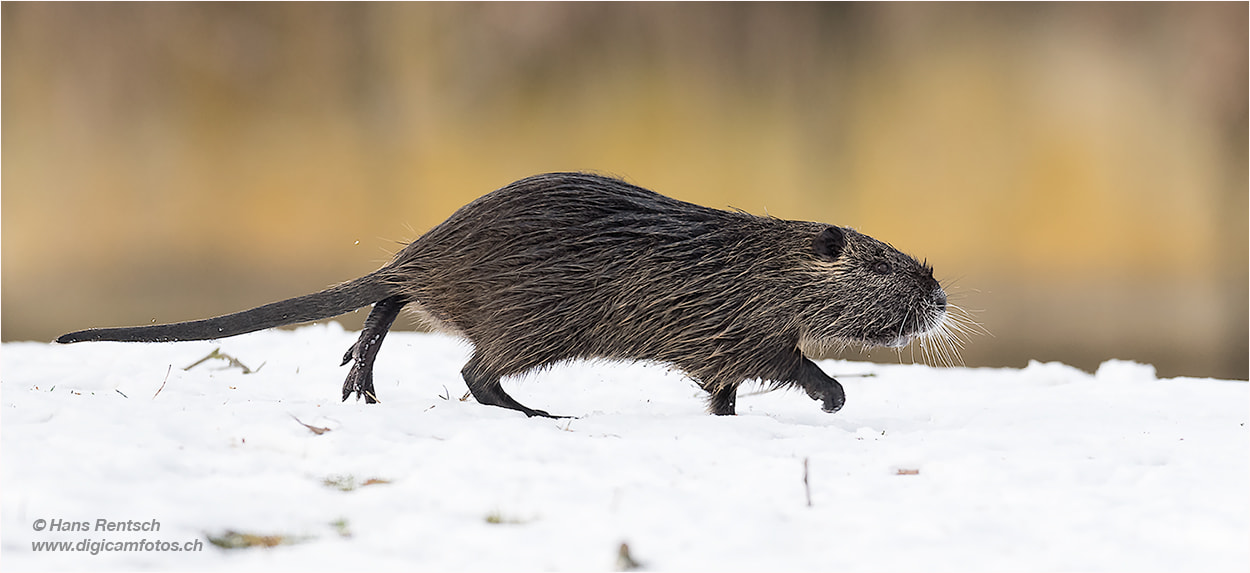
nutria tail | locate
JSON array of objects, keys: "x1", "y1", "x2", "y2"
[{"x1": 56, "y1": 272, "x2": 393, "y2": 344}]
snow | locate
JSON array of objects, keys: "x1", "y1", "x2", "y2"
[{"x1": 2, "y1": 323, "x2": 1247, "y2": 572}]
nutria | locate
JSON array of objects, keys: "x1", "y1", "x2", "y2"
[{"x1": 58, "y1": 172, "x2": 959, "y2": 417}]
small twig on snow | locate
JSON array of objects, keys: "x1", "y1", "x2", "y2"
[
  {"x1": 290, "y1": 414, "x2": 332, "y2": 435},
  {"x1": 153, "y1": 365, "x2": 172, "y2": 400}
]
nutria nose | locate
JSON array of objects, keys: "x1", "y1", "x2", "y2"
[{"x1": 934, "y1": 288, "x2": 947, "y2": 310}]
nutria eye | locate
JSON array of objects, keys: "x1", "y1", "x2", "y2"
[{"x1": 873, "y1": 261, "x2": 892, "y2": 274}]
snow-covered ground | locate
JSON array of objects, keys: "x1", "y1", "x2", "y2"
[{"x1": 2, "y1": 323, "x2": 1246, "y2": 572}]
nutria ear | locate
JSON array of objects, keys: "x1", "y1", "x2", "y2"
[{"x1": 812, "y1": 226, "x2": 846, "y2": 261}]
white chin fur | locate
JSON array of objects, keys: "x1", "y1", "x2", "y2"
[
  {"x1": 887, "y1": 308, "x2": 947, "y2": 348},
  {"x1": 884, "y1": 335, "x2": 912, "y2": 349}
]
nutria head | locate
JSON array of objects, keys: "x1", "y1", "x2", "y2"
[{"x1": 800, "y1": 225, "x2": 959, "y2": 359}]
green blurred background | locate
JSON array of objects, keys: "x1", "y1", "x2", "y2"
[{"x1": 3, "y1": 3, "x2": 1246, "y2": 380}]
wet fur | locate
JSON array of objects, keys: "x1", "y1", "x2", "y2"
[{"x1": 59, "y1": 172, "x2": 949, "y2": 417}]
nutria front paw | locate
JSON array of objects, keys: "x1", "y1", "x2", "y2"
[
  {"x1": 820, "y1": 390, "x2": 845, "y2": 413},
  {"x1": 804, "y1": 381, "x2": 845, "y2": 413}
]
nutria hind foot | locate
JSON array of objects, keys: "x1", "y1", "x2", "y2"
[
  {"x1": 460, "y1": 358, "x2": 570, "y2": 418},
  {"x1": 340, "y1": 296, "x2": 407, "y2": 404},
  {"x1": 341, "y1": 354, "x2": 379, "y2": 404},
  {"x1": 466, "y1": 381, "x2": 568, "y2": 419}
]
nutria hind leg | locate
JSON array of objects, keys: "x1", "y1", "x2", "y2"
[
  {"x1": 460, "y1": 358, "x2": 564, "y2": 418},
  {"x1": 340, "y1": 295, "x2": 408, "y2": 403},
  {"x1": 706, "y1": 382, "x2": 739, "y2": 416},
  {"x1": 794, "y1": 358, "x2": 845, "y2": 413}
]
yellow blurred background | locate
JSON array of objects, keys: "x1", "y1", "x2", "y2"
[{"x1": 3, "y1": 3, "x2": 1246, "y2": 379}]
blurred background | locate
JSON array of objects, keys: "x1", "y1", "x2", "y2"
[{"x1": 3, "y1": 3, "x2": 1246, "y2": 380}]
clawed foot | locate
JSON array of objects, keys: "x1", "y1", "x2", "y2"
[
  {"x1": 476, "y1": 393, "x2": 568, "y2": 419},
  {"x1": 804, "y1": 383, "x2": 845, "y2": 413},
  {"x1": 341, "y1": 345, "x2": 379, "y2": 404},
  {"x1": 338, "y1": 295, "x2": 406, "y2": 404},
  {"x1": 523, "y1": 408, "x2": 569, "y2": 419},
  {"x1": 461, "y1": 360, "x2": 571, "y2": 418},
  {"x1": 795, "y1": 358, "x2": 846, "y2": 413}
]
